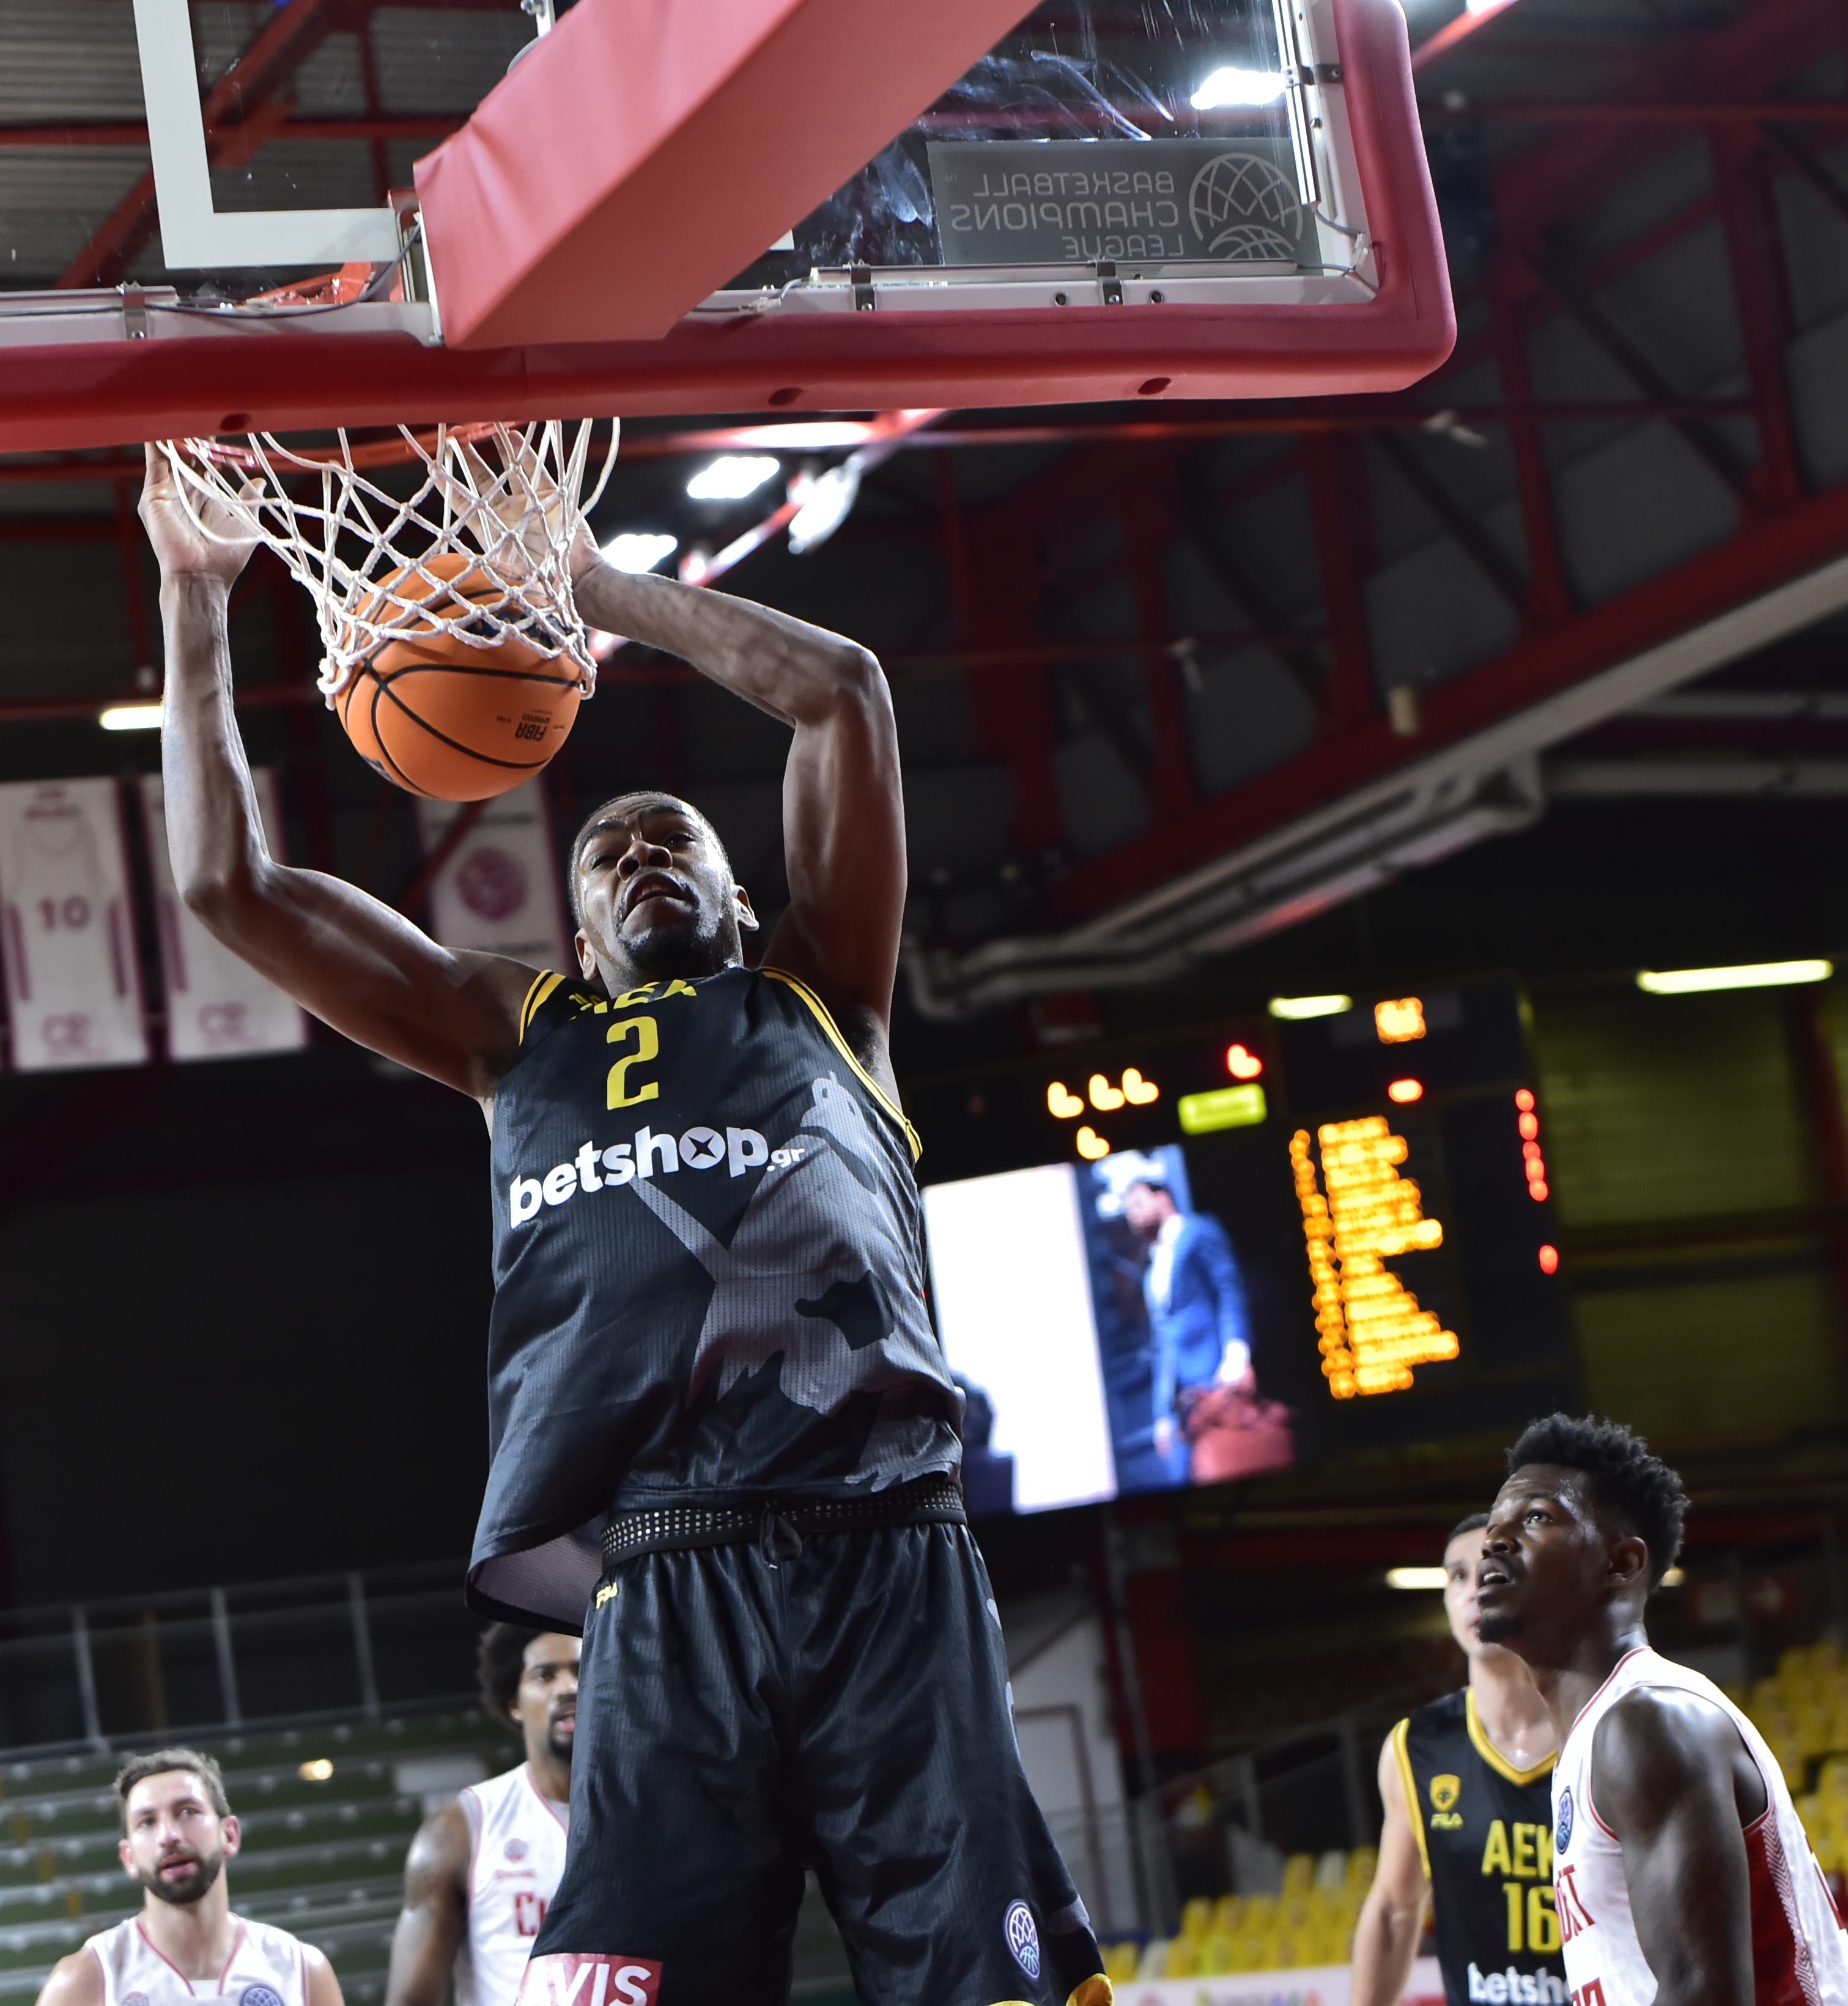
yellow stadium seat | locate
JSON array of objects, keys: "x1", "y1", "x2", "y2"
[
  {"x1": 1182, "y1": 1897, "x2": 1214, "y2": 1944},
  {"x1": 1103, "y1": 1943, "x2": 1141, "y2": 1985},
  {"x1": 1347, "y1": 1846, "x2": 1380, "y2": 1892},
  {"x1": 1284, "y1": 1853, "x2": 1315, "y2": 1893},
  {"x1": 1214, "y1": 1895, "x2": 1244, "y2": 1935},
  {"x1": 1199, "y1": 1933, "x2": 1235, "y2": 1975},
  {"x1": 1167, "y1": 1936, "x2": 1199, "y2": 1978},
  {"x1": 1231, "y1": 1931, "x2": 1266, "y2": 1972}
]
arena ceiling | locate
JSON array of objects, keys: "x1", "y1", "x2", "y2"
[{"x1": 1, "y1": 0, "x2": 1846, "y2": 1041}]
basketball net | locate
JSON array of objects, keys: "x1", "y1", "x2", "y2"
[{"x1": 163, "y1": 418, "x2": 619, "y2": 703}]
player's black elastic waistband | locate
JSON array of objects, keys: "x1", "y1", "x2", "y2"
[{"x1": 601, "y1": 1473, "x2": 966, "y2": 1567}]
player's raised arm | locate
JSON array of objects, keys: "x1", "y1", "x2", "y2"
[
  {"x1": 569, "y1": 548, "x2": 906, "y2": 1078},
  {"x1": 1592, "y1": 1690, "x2": 1764, "y2": 2006},
  {"x1": 142, "y1": 446, "x2": 534, "y2": 1100}
]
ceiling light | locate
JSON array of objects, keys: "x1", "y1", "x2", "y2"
[
  {"x1": 1661, "y1": 1566, "x2": 1685, "y2": 1588},
  {"x1": 601, "y1": 531, "x2": 678, "y2": 574},
  {"x1": 1636, "y1": 958, "x2": 1831, "y2": 995},
  {"x1": 1190, "y1": 67, "x2": 1287, "y2": 109},
  {"x1": 1387, "y1": 1078, "x2": 1424, "y2": 1103},
  {"x1": 1385, "y1": 1566, "x2": 1447, "y2": 1590},
  {"x1": 788, "y1": 461, "x2": 863, "y2": 555},
  {"x1": 298, "y1": 1758, "x2": 333, "y2": 1781},
  {"x1": 1268, "y1": 994, "x2": 1351, "y2": 1020},
  {"x1": 686, "y1": 454, "x2": 779, "y2": 502},
  {"x1": 100, "y1": 703, "x2": 163, "y2": 731}
]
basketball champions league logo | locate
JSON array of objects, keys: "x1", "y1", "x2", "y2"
[
  {"x1": 927, "y1": 137, "x2": 1312, "y2": 268},
  {"x1": 1188, "y1": 152, "x2": 1301, "y2": 260}
]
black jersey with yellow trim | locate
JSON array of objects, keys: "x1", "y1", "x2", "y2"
[
  {"x1": 1395, "y1": 1689, "x2": 1564, "y2": 2006},
  {"x1": 468, "y1": 962, "x2": 962, "y2": 1630}
]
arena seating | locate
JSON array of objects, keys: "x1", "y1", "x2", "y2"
[
  {"x1": 1103, "y1": 1844, "x2": 1379, "y2": 1983},
  {"x1": 0, "y1": 1713, "x2": 511, "y2": 2004}
]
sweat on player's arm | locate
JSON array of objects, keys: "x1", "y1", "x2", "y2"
[{"x1": 1590, "y1": 1690, "x2": 1765, "y2": 2006}]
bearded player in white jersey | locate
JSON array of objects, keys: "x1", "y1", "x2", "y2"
[
  {"x1": 1477, "y1": 1414, "x2": 1848, "y2": 2006},
  {"x1": 36, "y1": 1750, "x2": 343, "y2": 2006},
  {"x1": 385, "y1": 1629, "x2": 579, "y2": 2006}
]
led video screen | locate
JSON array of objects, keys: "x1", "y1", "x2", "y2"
[{"x1": 911, "y1": 977, "x2": 1579, "y2": 1517}]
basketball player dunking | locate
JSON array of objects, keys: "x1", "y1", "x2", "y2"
[
  {"x1": 385, "y1": 1628, "x2": 578, "y2": 2006},
  {"x1": 37, "y1": 1750, "x2": 344, "y2": 2006},
  {"x1": 140, "y1": 446, "x2": 1109, "y2": 2006}
]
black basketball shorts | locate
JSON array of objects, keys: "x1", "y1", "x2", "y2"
[{"x1": 521, "y1": 1516, "x2": 1111, "y2": 2006}]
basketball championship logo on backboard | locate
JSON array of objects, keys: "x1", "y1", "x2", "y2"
[{"x1": 1187, "y1": 152, "x2": 1303, "y2": 260}]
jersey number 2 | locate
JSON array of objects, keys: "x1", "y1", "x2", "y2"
[{"x1": 607, "y1": 1015, "x2": 660, "y2": 1109}]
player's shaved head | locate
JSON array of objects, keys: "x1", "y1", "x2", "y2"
[
  {"x1": 568, "y1": 790, "x2": 756, "y2": 988},
  {"x1": 567, "y1": 792, "x2": 728, "y2": 927}
]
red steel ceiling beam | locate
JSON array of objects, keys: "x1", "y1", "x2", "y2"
[
  {"x1": 57, "y1": 0, "x2": 339, "y2": 289},
  {"x1": 1044, "y1": 470, "x2": 1848, "y2": 923},
  {"x1": 0, "y1": 118, "x2": 459, "y2": 146}
]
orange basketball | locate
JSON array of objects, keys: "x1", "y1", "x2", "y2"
[{"x1": 335, "y1": 553, "x2": 583, "y2": 801}]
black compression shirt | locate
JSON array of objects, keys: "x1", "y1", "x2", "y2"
[
  {"x1": 467, "y1": 963, "x2": 963, "y2": 1627},
  {"x1": 1395, "y1": 1689, "x2": 1564, "y2": 2006}
]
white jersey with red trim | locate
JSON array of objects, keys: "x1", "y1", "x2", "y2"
[
  {"x1": 83, "y1": 1913, "x2": 309, "y2": 2006},
  {"x1": 456, "y1": 1764, "x2": 569, "y2": 2006},
  {"x1": 1552, "y1": 1646, "x2": 1848, "y2": 2006}
]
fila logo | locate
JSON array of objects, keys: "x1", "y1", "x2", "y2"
[
  {"x1": 509, "y1": 1125, "x2": 800, "y2": 1226},
  {"x1": 516, "y1": 1955, "x2": 662, "y2": 2006}
]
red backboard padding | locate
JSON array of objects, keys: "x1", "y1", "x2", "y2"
[
  {"x1": 414, "y1": 0, "x2": 1048, "y2": 349},
  {"x1": 0, "y1": 0, "x2": 1451, "y2": 453}
]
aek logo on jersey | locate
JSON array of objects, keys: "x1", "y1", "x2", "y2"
[
  {"x1": 1430, "y1": 1772, "x2": 1463, "y2": 1827},
  {"x1": 509, "y1": 1123, "x2": 807, "y2": 1225},
  {"x1": 516, "y1": 1952, "x2": 661, "y2": 2006}
]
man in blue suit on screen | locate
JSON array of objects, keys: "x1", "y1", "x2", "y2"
[{"x1": 1123, "y1": 1173, "x2": 1286, "y2": 1485}]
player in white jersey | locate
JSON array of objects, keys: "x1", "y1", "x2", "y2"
[
  {"x1": 35, "y1": 1749, "x2": 342, "y2": 2006},
  {"x1": 384, "y1": 1627, "x2": 578, "y2": 2006},
  {"x1": 1476, "y1": 1414, "x2": 1848, "y2": 2006}
]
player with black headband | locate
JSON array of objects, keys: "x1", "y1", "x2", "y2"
[
  {"x1": 139, "y1": 447, "x2": 1108, "y2": 2006},
  {"x1": 1478, "y1": 1414, "x2": 1848, "y2": 2006},
  {"x1": 1353, "y1": 1514, "x2": 1561, "y2": 2006}
]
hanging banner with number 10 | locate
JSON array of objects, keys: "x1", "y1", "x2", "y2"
[{"x1": 0, "y1": 777, "x2": 149, "y2": 1072}]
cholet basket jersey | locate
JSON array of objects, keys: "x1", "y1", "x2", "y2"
[
  {"x1": 456, "y1": 1763, "x2": 569, "y2": 2006},
  {"x1": 1395, "y1": 1689, "x2": 1564, "y2": 2006},
  {"x1": 84, "y1": 1915, "x2": 309, "y2": 2006},
  {"x1": 1553, "y1": 1647, "x2": 1848, "y2": 2006},
  {"x1": 469, "y1": 964, "x2": 963, "y2": 1627}
]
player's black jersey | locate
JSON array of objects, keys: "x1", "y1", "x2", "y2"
[
  {"x1": 1395, "y1": 1689, "x2": 1564, "y2": 2006},
  {"x1": 468, "y1": 963, "x2": 963, "y2": 1628}
]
